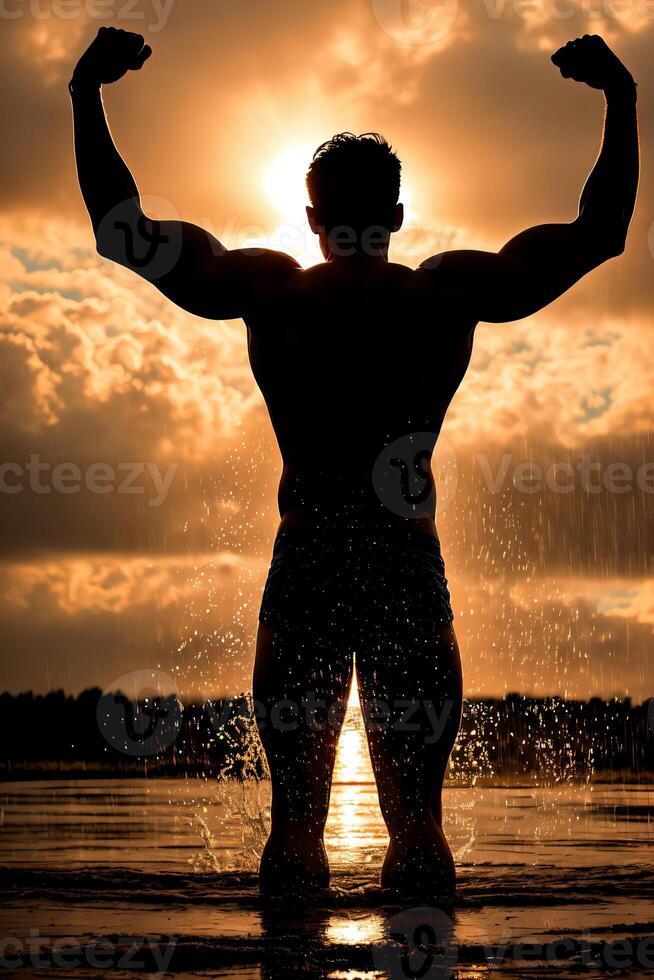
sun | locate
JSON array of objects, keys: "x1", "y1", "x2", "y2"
[
  {"x1": 259, "y1": 144, "x2": 322, "y2": 265},
  {"x1": 260, "y1": 143, "x2": 417, "y2": 266},
  {"x1": 263, "y1": 144, "x2": 314, "y2": 225}
]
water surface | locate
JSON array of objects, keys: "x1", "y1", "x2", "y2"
[{"x1": 1, "y1": 707, "x2": 653, "y2": 978}]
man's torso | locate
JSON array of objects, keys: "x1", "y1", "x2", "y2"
[{"x1": 244, "y1": 255, "x2": 476, "y2": 528}]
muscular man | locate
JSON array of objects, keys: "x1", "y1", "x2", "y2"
[{"x1": 70, "y1": 30, "x2": 638, "y2": 899}]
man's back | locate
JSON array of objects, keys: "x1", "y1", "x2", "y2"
[
  {"x1": 246, "y1": 256, "x2": 475, "y2": 521},
  {"x1": 70, "y1": 26, "x2": 638, "y2": 897}
]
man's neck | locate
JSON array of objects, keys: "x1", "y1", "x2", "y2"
[{"x1": 324, "y1": 245, "x2": 390, "y2": 262}]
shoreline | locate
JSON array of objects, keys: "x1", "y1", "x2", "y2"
[{"x1": 1, "y1": 765, "x2": 652, "y2": 785}]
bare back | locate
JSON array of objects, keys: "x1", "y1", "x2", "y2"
[
  {"x1": 245, "y1": 257, "x2": 475, "y2": 523},
  {"x1": 69, "y1": 26, "x2": 639, "y2": 900},
  {"x1": 69, "y1": 28, "x2": 637, "y2": 531}
]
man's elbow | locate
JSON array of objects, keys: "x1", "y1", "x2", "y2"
[
  {"x1": 95, "y1": 235, "x2": 126, "y2": 264},
  {"x1": 95, "y1": 223, "x2": 128, "y2": 264},
  {"x1": 577, "y1": 213, "x2": 629, "y2": 262},
  {"x1": 94, "y1": 204, "x2": 150, "y2": 266},
  {"x1": 95, "y1": 234, "x2": 112, "y2": 260},
  {"x1": 601, "y1": 231, "x2": 627, "y2": 259},
  {"x1": 595, "y1": 222, "x2": 629, "y2": 261},
  {"x1": 584, "y1": 228, "x2": 627, "y2": 264}
]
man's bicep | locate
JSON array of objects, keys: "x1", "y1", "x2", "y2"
[
  {"x1": 106, "y1": 217, "x2": 299, "y2": 319},
  {"x1": 98, "y1": 215, "x2": 232, "y2": 316},
  {"x1": 150, "y1": 222, "x2": 270, "y2": 320},
  {"x1": 418, "y1": 249, "x2": 518, "y2": 322},
  {"x1": 420, "y1": 221, "x2": 599, "y2": 323},
  {"x1": 491, "y1": 220, "x2": 602, "y2": 320}
]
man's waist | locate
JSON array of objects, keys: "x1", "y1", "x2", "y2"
[
  {"x1": 278, "y1": 463, "x2": 438, "y2": 532},
  {"x1": 277, "y1": 506, "x2": 438, "y2": 540}
]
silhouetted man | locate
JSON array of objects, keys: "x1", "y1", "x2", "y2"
[{"x1": 70, "y1": 29, "x2": 638, "y2": 899}]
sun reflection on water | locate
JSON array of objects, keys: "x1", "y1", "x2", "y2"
[
  {"x1": 334, "y1": 673, "x2": 372, "y2": 784},
  {"x1": 325, "y1": 915, "x2": 384, "y2": 945},
  {"x1": 325, "y1": 672, "x2": 389, "y2": 866},
  {"x1": 328, "y1": 972, "x2": 385, "y2": 980}
]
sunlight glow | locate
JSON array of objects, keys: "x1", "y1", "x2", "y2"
[
  {"x1": 326, "y1": 916, "x2": 383, "y2": 945},
  {"x1": 264, "y1": 145, "x2": 314, "y2": 225},
  {"x1": 259, "y1": 144, "x2": 323, "y2": 265},
  {"x1": 347, "y1": 672, "x2": 360, "y2": 710},
  {"x1": 334, "y1": 675, "x2": 372, "y2": 788},
  {"x1": 325, "y1": 686, "x2": 386, "y2": 865},
  {"x1": 260, "y1": 145, "x2": 419, "y2": 267}
]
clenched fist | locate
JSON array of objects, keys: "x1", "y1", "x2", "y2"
[
  {"x1": 552, "y1": 35, "x2": 635, "y2": 96},
  {"x1": 71, "y1": 27, "x2": 151, "y2": 87}
]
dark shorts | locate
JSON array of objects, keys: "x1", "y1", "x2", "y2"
[{"x1": 259, "y1": 524, "x2": 454, "y2": 642}]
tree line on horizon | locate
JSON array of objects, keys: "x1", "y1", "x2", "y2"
[{"x1": 0, "y1": 687, "x2": 652, "y2": 780}]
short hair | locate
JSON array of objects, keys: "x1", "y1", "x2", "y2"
[{"x1": 305, "y1": 132, "x2": 401, "y2": 234}]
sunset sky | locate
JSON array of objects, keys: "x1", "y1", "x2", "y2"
[{"x1": 1, "y1": 0, "x2": 653, "y2": 700}]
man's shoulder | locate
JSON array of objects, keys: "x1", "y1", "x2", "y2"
[
  {"x1": 415, "y1": 250, "x2": 469, "y2": 277},
  {"x1": 227, "y1": 248, "x2": 303, "y2": 309},
  {"x1": 413, "y1": 250, "x2": 478, "y2": 302},
  {"x1": 234, "y1": 247, "x2": 303, "y2": 276}
]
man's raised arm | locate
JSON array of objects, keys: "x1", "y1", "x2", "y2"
[
  {"x1": 419, "y1": 35, "x2": 639, "y2": 324},
  {"x1": 69, "y1": 28, "x2": 299, "y2": 320}
]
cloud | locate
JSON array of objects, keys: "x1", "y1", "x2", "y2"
[
  {"x1": 447, "y1": 314, "x2": 654, "y2": 447},
  {"x1": 0, "y1": 551, "x2": 268, "y2": 696},
  {"x1": 452, "y1": 571, "x2": 654, "y2": 701},
  {"x1": 0, "y1": 230, "x2": 251, "y2": 457},
  {"x1": 1, "y1": 0, "x2": 653, "y2": 698},
  {"x1": 1, "y1": 551, "x2": 651, "y2": 700}
]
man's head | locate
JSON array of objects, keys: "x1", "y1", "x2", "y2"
[{"x1": 305, "y1": 133, "x2": 403, "y2": 258}]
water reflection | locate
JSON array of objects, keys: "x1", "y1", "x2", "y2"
[
  {"x1": 0, "y1": 776, "x2": 652, "y2": 874},
  {"x1": 1, "y1": 706, "x2": 652, "y2": 980},
  {"x1": 326, "y1": 678, "x2": 388, "y2": 868},
  {"x1": 325, "y1": 914, "x2": 384, "y2": 945}
]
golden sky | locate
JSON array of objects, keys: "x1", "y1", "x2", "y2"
[{"x1": 0, "y1": 0, "x2": 653, "y2": 699}]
